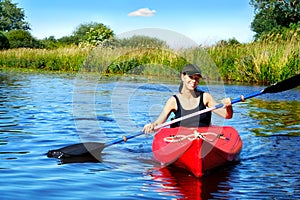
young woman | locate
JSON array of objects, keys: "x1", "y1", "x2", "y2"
[{"x1": 143, "y1": 64, "x2": 232, "y2": 134}]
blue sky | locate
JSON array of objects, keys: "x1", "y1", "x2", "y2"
[{"x1": 13, "y1": 0, "x2": 255, "y2": 45}]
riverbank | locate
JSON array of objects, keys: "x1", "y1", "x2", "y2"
[{"x1": 0, "y1": 35, "x2": 298, "y2": 84}]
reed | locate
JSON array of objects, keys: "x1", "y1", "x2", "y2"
[
  {"x1": 0, "y1": 47, "x2": 91, "y2": 72},
  {"x1": 0, "y1": 33, "x2": 298, "y2": 83},
  {"x1": 82, "y1": 46, "x2": 188, "y2": 78},
  {"x1": 208, "y1": 30, "x2": 299, "y2": 83}
]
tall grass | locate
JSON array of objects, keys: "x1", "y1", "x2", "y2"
[
  {"x1": 0, "y1": 32, "x2": 299, "y2": 83},
  {"x1": 0, "y1": 47, "x2": 91, "y2": 72},
  {"x1": 81, "y1": 46, "x2": 223, "y2": 81},
  {"x1": 81, "y1": 47, "x2": 189, "y2": 79},
  {"x1": 208, "y1": 30, "x2": 299, "y2": 83}
]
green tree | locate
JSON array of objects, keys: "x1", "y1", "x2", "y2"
[
  {"x1": 0, "y1": 0, "x2": 30, "y2": 32},
  {"x1": 57, "y1": 35, "x2": 78, "y2": 46},
  {"x1": 40, "y1": 36, "x2": 60, "y2": 49},
  {"x1": 215, "y1": 38, "x2": 241, "y2": 47},
  {"x1": 250, "y1": 0, "x2": 300, "y2": 39},
  {"x1": 78, "y1": 22, "x2": 114, "y2": 47},
  {"x1": 5, "y1": 29, "x2": 42, "y2": 48},
  {"x1": 0, "y1": 31, "x2": 9, "y2": 49},
  {"x1": 72, "y1": 22, "x2": 114, "y2": 45},
  {"x1": 84, "y1": 26, "x2": 114, "y2": 46}
]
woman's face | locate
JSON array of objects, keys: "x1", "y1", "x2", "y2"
[{"x1": 181, "y1": 73, "x2": 200, "y2": 90}]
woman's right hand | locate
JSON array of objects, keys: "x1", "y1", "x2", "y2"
[{"x1": 143, "y1": 123, "x2": 155, "y2": 134}]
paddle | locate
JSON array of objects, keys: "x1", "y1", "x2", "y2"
[
  {"x1": 47, "y1": 73, "x2": 300, "y2": 160},
  {"x1": 151, "y1": 73, "x2": 300, "y2": 129}
]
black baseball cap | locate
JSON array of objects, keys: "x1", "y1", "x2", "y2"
[
  {"x1": 182, "y1": 64, "x2": 202, "y2": 77},
  {"x1": 179, "y1": 64, "x2": 202, "y2": 92}
]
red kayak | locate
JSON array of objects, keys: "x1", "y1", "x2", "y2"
[{"x1": 152, "y1": 126, "x2": 242, "y2": 177}]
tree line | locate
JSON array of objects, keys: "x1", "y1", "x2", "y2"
[
  {"x1": 0, "y1": 0, "x2": 299, "y2": 50},
  {"x1": 250, "y1": 0, "x2": 300, "y2": 39},
  {"x1": 0, "y1": 0, "x2": 167, "y2": 50}
]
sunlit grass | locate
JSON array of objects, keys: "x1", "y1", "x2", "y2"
[
  {"x1": 208, "y1": 31, "x2": 299, "y2": 83},
  {"x1": 0, "y1": 46, "x2": 91, "y2": 72},
  {"x1": 0, "y1": 32, "x2": 299, "y2": 83}
]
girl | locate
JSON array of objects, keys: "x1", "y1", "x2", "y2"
[{"x1": 143, "y1": 64, "x2": 232, "y2": 134}]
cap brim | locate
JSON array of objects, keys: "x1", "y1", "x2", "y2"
[{"x1": 185, "y1": 71, "x2": 202, "y2": 78}]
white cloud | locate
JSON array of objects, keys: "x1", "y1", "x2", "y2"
[{"x1": 128, "y1": 8, "x2": 156, "y2": 17}]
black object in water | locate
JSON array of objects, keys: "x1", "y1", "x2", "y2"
[{"x1": 47, "y1": 142, "x2": 105, "y2": 163}]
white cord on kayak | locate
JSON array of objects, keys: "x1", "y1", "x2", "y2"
[{"x1": 163, "y1": 130, "x2": 229, "y2": 143}]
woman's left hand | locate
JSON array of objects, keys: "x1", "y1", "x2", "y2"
[{"x1": 221, "y1": 97, "x2": 232, "y2": 108}]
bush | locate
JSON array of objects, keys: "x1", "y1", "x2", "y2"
[
  {"x1": 57, "y1": 35, "x2": 79, "y2": 46},
  {"x1": 0, "y1": 32, "x2": 10, "y2": 50},
  {"x1": 5, "y1": 30, "x2": 43, "y2": 48},
  {"x1": 79, "y1": 23, "x2": 114, "y2": 47}
]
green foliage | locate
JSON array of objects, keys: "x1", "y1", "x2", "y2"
[
  {"x1": 0, "y1": 0, "x2": 30, "y2": 31},
  {"x1": 0, "y1": 47, "x2": 90, "y2": 71},
  {"x1": 39, "y1": 22, "x2": 115, "y2": 48},
  {"x1": 259, "y1": 21, "x2": 300, "y2": 41},
  {"x1": 116, "y1": 35, "x2": 168, "y2": 48},
  {"x1": 105, "y1": 48, "x2": 188, "y2": 76},
  {"x1": 5, "y1": 29, "x2": 42, "y2": 48},
  {"x1": 72, "y1": 22, "x2": 97, "y2": 43},
  {"x1": 215, "y1": 38, "x2": 241, "y2": 47},
  {"x1": 73, "y1": 22, "x2": 114, "y2": 46},
  {"x1": 0, "y1": 35, "x2": 298, "y2": 83},
  {"x1": 0, "y1": 31, "x2": 299, "y2": 84},
  {"x1": 209, "y1": 30, "x2": 299, "y2": 83},
  {"x1": 81, "y1": 25, "x2": 114, "y2": 47},
  {"x1": 250, "y1": 0, "x2": 300, "y2": 39},
  {"x1": 0, "y1": 31, "x2": 9, "y2": 49},
  {"x1": 40, "y1": 36, "x2": 78, "y2": 49},
  {"x1": 39, "y1": 36, "x2": 59, "y2": 49},
  {"x1": 57, "y1": 35, "x2": 78, "y2": 46}
]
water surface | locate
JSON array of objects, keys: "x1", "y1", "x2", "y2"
[{"x1": 0, "y1": 71, "x2": 299, "y2": 199}]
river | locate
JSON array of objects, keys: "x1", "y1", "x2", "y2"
[{"x1": 0, "y1": 71, "x2": 299, "y2": 199}]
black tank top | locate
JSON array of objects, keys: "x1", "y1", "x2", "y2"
[{"x1": 170, "y1": 91, "x2": 211, "y2": 128}]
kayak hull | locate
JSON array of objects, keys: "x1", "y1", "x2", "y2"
[{"x1": 152, "y1": 126, "x2": 242, "y2": 177}]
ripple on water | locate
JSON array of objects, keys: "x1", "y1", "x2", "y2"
[{"x1": 0, "y1": 72, "x2": 300, "y2": 199}]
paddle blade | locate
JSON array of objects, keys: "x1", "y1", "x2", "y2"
[
  {"x1": 59, "y1": 154, "x2": 103, "y2": 164},
  {"x1": 47, "y1": 142, "x2": 105, "y2": 159},
  {"x1": 263, "y1": 74, "x2": 300, "y2": 94}
]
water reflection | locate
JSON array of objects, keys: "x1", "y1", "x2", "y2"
[
  {"x1": 57, "y1": 154, "x2": 102, "y2": 164},
  {"x1": 248, "y1": 98, "x2": 300, "y2": 136},
  {"x1": 1, "y1": 71, "x2": 299, "y2": 199},
  {"x1": 149, "y1": 166, "x2": 233, "y2": 199}
]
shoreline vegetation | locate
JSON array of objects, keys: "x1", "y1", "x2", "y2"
[{"x1": 0, "y1": 33, "x2": 299, "y2": 84}]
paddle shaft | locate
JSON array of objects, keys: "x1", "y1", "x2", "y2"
[
  {"x1": 103, "y1": 74, "x2": 300, "y2": 147},
  {"x1": 104, "y1": 132, "x2": 145, "y2": 147},
  {"x1": 154, "y1": 89, "x2": 265, "y2": 129},
  {"x1": 104, "y1": 90, "x2": 264, "y2": 146},
  {"x1": 47, "y1": 74, "x2": 299, "y2": 158},
  {"x1": 156, "y1": 73, "x2": 300, "y2": 129}
]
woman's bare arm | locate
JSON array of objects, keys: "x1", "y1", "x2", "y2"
[
  {"x1": 143, "y1": 96, "x2": 177, "y2": 133},
  {"x1": 204, "y1": 93, "x2": 233, "y2": 119}
]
